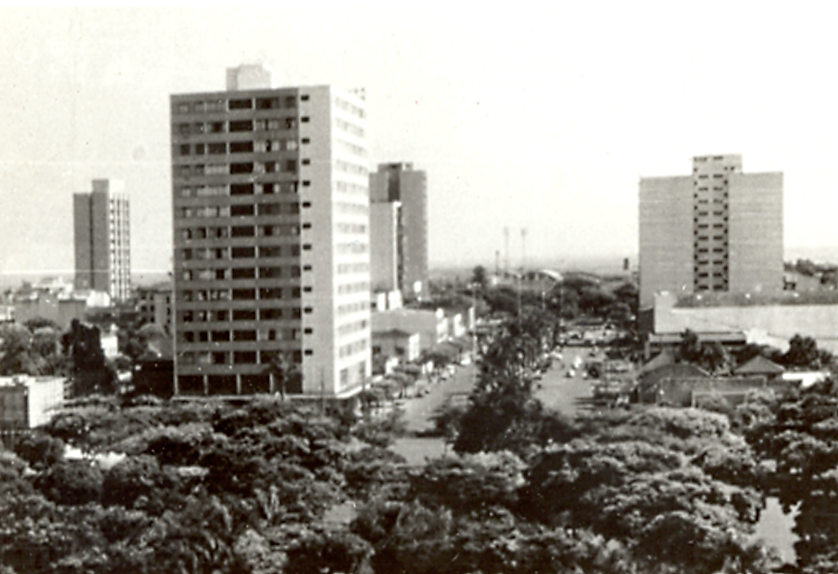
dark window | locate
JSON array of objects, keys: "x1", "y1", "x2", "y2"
[
  {"x1": 229, "y1": 98, "x2": 253, "y2": 110},
  {"x1": 232, "y1": 246, "x2": 255, "y2": 259},
  {"x1": 260, "y1": 267, "x2": 283, "y2": 279},
  {"x1": 230, "y1": 141, "x2": 254, "y2": 153},
  {"x1": 232, "y1": 268, "x2": 255, "y2": 279},
  {"x1": 260, "y1": 246, "x2": 282, "y2": 257},
  {"x1": 231, "y1": 226, "x2": 255, "y2": 237},
  {"x1": 241, "y1": 374, "x2": 270, "y2": 394},
  {"x1": 231, "y1": 183, "x2": 254, "y2": 195},
  {"x1": 208, "y1": 142, "x2": 226, "y2": 154},
  {"x1": 233, "y1": 309, "x2": 257, "y2": 321},
  {"x1": 260, "y1": 309, "x2": 283, "y2": 320},
  {"x1": 211, "y1": 331, "x2": 230, "y2": 342},
  {"x1": 229, "y1": 120, "x2": 253, "y2": 132},
  {"x1": 256, "y1": 97, "x2": 280, "y2": 110},
  {"x1": 260, "y1": 287, "x2": 283, "y2": 299},
  {"x1": 233, "y1": 330, "x2": 257, "y2": 342},
  {"x1": 231, "y1": 162, "x2": 254, "y2": 174},
  {"x1": 232, "y1": 289, "x2": 256, "y2": 300},
  {"x1": 234, "y1": 351, "x2": 258, "y2": 364},
  {"x1": 231, "y1": 204, "x2": 254, "y2": 216}
]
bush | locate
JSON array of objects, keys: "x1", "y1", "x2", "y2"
[{"x1": 34, "y1": 460, "x2": 103, "y2": 505}]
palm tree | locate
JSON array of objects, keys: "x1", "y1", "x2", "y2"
[{"x1": 263, "y1": 351, "x2": 299, "y2": 400}]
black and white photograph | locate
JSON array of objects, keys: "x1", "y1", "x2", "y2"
[{"x1": 1, "y1": 4, "x2": 836, "y2": 573}]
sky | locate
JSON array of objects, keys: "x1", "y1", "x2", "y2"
[{"x1": 1, "y1": 4, "x2": 838, "y2": 283}]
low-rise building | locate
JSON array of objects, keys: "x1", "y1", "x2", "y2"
[
  {"x1": 653, "y1": 290, "x2": 838, "y2": 354},
  {"x1": 371, "y1": 308, "x2": 448, "y2": 352},
  {"x1": 372, "y1": 329, "x2": 420, "y2": 363},
  {"x1": 135, "y1": 281, "x2": 173, "y2": 334},
  {"x1": 0, "y1": 376, "x2": 65, "y2": 429}
]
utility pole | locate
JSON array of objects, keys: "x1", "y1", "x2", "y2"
[{"x1": 504, "y1": 227, "x2": 509, "y2": 276}]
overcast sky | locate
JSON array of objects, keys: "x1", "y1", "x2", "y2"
[{"x1": 1, "y1": 4, "x2": 837, "y2": 281}]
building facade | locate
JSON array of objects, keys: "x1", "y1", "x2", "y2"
[
  {"x1": 369, "y1": 163, "x2": 428, "y2": 299},
  {"x1": 170, "y1": 67, "x2": 371, "y2": 397},
  {"x1": 639, "y1": 155, "x2": 783, "y2": 308},
  {"x1": 369, "y1": 201, "x2": 400, "y2": 292},
  {"x1": 74, "y1": 180, "x2": 131, "y2": 302}
]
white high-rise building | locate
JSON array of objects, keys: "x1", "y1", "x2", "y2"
[
  {"x1": 639, "y1": 154, "x2": 783, "y2": 309},
  {"x1": 73, "y1": 179, "x2": 131, "y2": 302},
  {"x1": 170, "y1": 66, "x2": 371, "y2": 397}
]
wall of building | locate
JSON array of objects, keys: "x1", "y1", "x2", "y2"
[
  {"x1": 728, "y1": 171, "x2": 783, "y2": 294},
  {"x1": 74, "y1": 181, "x2": 131, "y2": 302},
  {"x1": 0, "y1": 377, "x2": 64, "y2": 429},
  {"x1": 639, "y1": 175, "x2": 693, "y2": 308},
  {"x1": 371, "y1": 308, "x2": 446, "y2": 351},
  {"x1": 369, "y1": 163, "x2": 428, "y2": 299},
  {"x1": 654, "y1": 292, "x2": 838, "y2": 353},
  {"x1": 13, "y1": 294, "x2": 87, "y2": 329},
  {"x1": 372, "y1": 331, "x2": 420, "y2": 362},
  {"x1": 369, "y1": 202, "x2": 399, "y2": 292},
  {"x1": 170, "y1": 76, "x2": 371, "y2": 398}
]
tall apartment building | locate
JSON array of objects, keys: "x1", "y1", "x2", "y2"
[
  {"x1": 639, "y1": 154, "x2": 783, "y2": 309},
  {"x1": 369, "y1": 163, "x2": 428, "y2": 299},
  {"x1": 369, "y1": 202, "x2": 400, "y2": 293},
  {"x1": 73, "y1": 180, "x2": 131, "y2": 302},
  {"x1": 170, "y1": 66, "x2": 371, "y2": 397}
]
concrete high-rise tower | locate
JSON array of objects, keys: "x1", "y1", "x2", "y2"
[
  {"x1": 170, "y1": 66, "x2": 371, "y2": 397},
  {"x1": 73, "y1": 179, "x2": 131, "y2": 302},
  {"x1": 639, "y1": 154, "x2": 783, "y2": 309},
  {"x1": 369, "y1": 163, "x2": 428, "y2": 299}
]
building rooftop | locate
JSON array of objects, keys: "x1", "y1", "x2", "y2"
[{"x1": 673, "y1": 290, "x2": 838, "y2": 308}]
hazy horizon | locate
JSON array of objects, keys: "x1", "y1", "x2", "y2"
[{"x1": 2, "y1": 6, "x2": 838, "y2": 283}]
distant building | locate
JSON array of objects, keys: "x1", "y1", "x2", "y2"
[
  {"x1": 370, "y1": 163, "x2": 428, "y2": 299},
  {"x1": 372, "y1": 329, "x2": 420, "y2": 363},
  {"x1": 135, "y1": 281, "x2": 173, "y2": 334},
  {"x1": 639, "y1": 154, "x2": 783, "y2": 309},
  {"x1": 369, "y1": 202, "x2": 400, "y2": 293},
  {"x1": 371, "y1": 308, "x2": 448, "y2": 352},
  {"x1": 652, "y1": 290, "x2": 838, "y2": 355},
  {"x1": 74, "y1": 179, "x2": 131, "y2": 302},
  {"x1": 13, "y1": 290, "x2": 88, "y2": 329},
  {"x1": 170, "y1": 65, "x2": 371, "y2": 397}
]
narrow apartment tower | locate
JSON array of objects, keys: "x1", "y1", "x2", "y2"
[
  {"x1": 170, "y1": 66, "x2": 371, "y2": 397},
  {"x1": 73, "y1": 179, "x2": 131, "y2": 302},
  {"x1": 638, "y1": 154, "x2": 783, "y2": 309},
  {"x1": 369, "y1": 163, "x2": 428, "y2": 299}
]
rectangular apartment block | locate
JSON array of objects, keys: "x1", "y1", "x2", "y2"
[
  {"x1": 639, "y1": 155, "x2": 783, "y2": 309},
  {"x1": 73, "y1": 180, "x2": 131, "y2": 302},
  {"x1": 170, "y1": 70, "x2": 371, "y2": 397},
  {"x1": 369, "y1": 163, "x2": 428, "y2": 299}
]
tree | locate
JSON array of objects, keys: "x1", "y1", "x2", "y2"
[
  {"x1": 285, "y1": 528, "x2": 373, "y2": 574},
  {"x1": 0, "y1": 323, "x2": 38, "y2": 375},
  {"x1": 471, "y1": 265, "x2": 488, "y2": 290},
  {"x1": 784, "y1": 334, "x2": 827, "y2": 369},
  {"x1": 263, "y1": 351, "x2": 300, "y2": 400}
]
